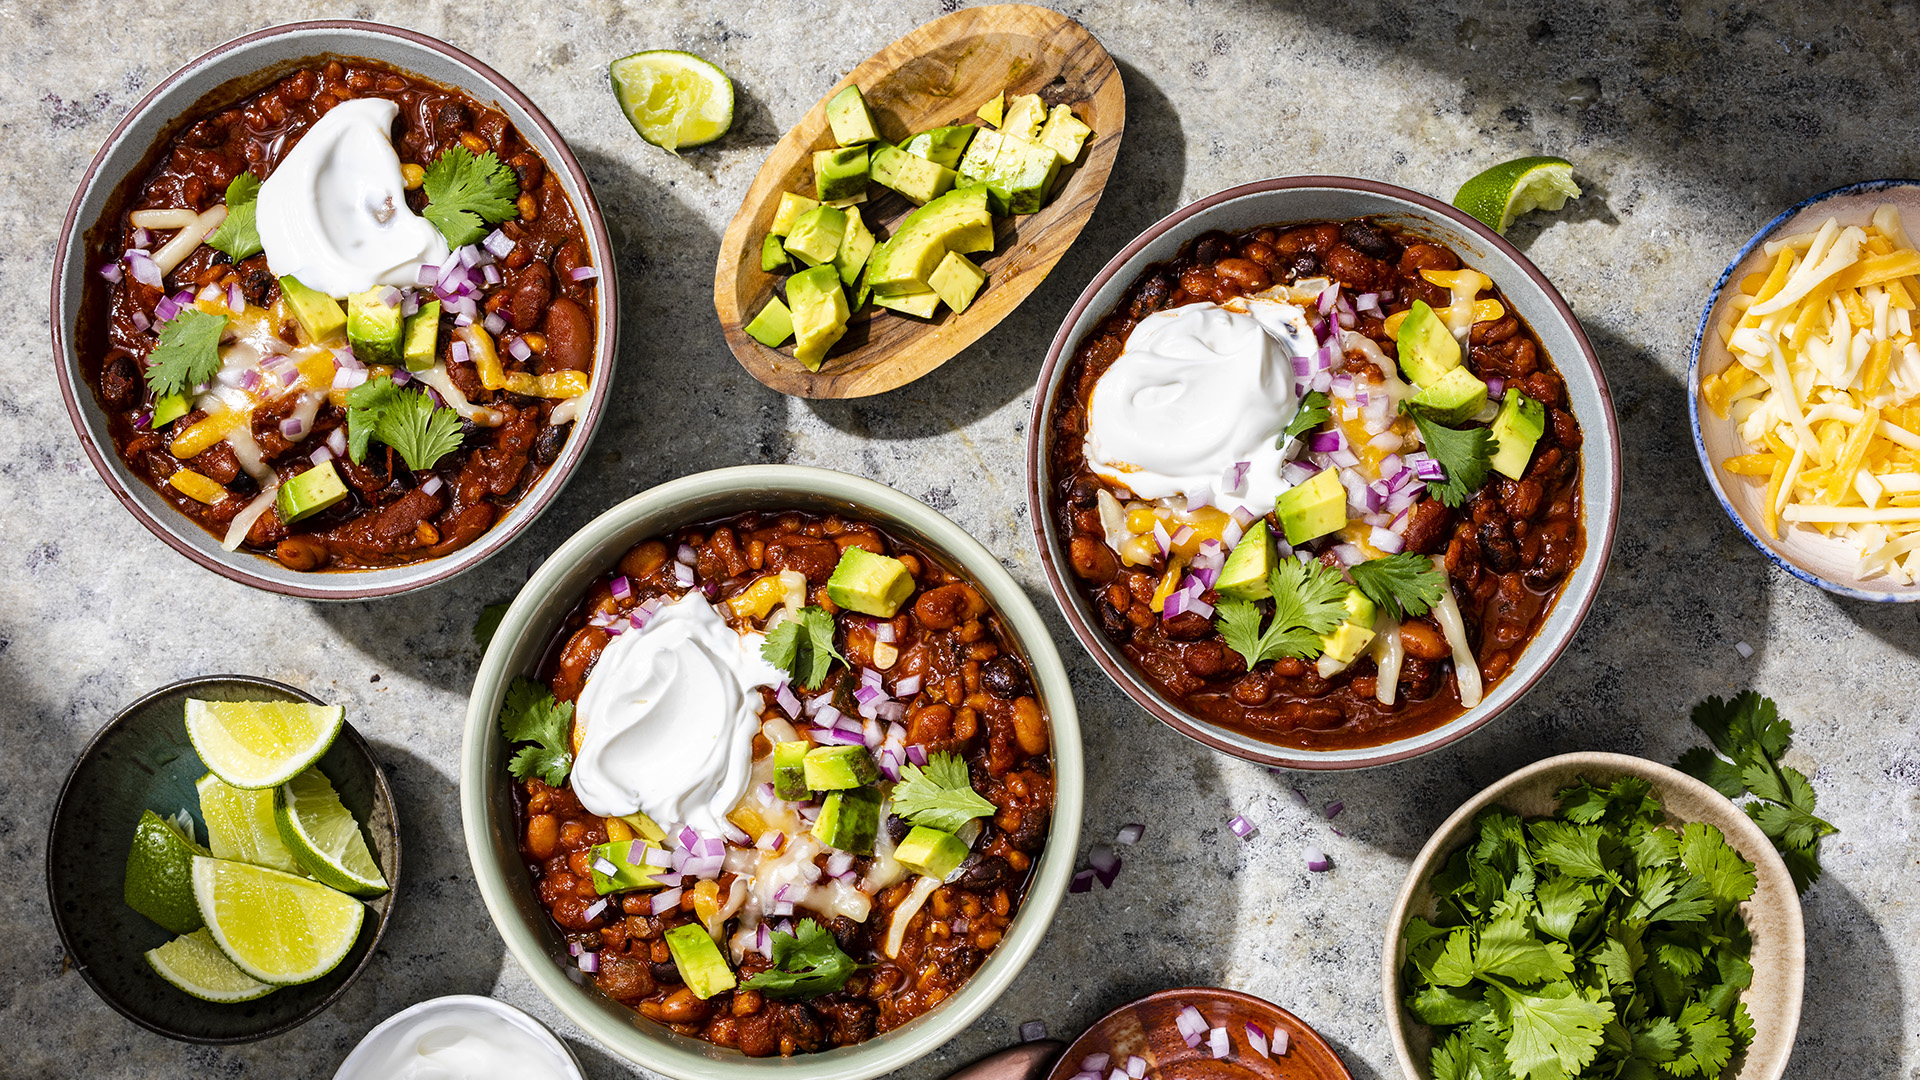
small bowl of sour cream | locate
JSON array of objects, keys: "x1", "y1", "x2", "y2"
[{"x1": 331, "y1": 995, "x2": 584, "y2": 1080}]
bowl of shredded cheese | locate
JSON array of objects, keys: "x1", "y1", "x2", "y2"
[{"x1": 1692, "y1": 179, "x2": 1920, "y2": 600}]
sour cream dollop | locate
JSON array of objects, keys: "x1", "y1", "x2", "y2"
[
  {"x1": 257, "y1": 98, "x2": 449, "y2": 298},
  {"x1": 570, "y1": 593, "x2": 785, "y2": 835},
  {"x1": 1083, "y1": 298, "x2": 1317, "y2": 515},
  {"x1": 334, "y1": 998, "x2": 575, "y2": 1080}
]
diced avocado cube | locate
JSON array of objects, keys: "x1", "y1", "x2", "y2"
[
  {"x1": 1396, "y1": 300, "x2": 1462, "y2": 388},
  {"x1": 977, "y1": 91, "x2": 1005, "y2": 128},
  {"x1": 784, "y1": 206, "x2": 849, "y2": 267},
  {"x1": 944, "y1": 218, "x2": 997, "y2": 255},
  {"x1": 152, "y1": 392, "x2": 191, "y2": 428},
  {"x1": 275, "y1": 462, "x2": 348, "y2": 525},
  {"x1": 1276, "y1": 468, "x2": 1347, "y2": 546},
  {"x1": 346, "y1": 288, "x2": 403, "y2": 367},
  {"x1": 1317, "y1": 589, "x2": 1378, "y2": 664},
  {"x1": 825, "y1": 85, "x2": 882, "y2": 146},
  {"x1": 761, "y1": 233, "x2": 795, "y2": 273},
  {"x1": 813, "y1": 146, "x2": 870, "y2": 202},
  {"x1": 873, "y1": 289, "x2": 942, "y2": 318},
  {"x1": 901, "y1": 125, "x2": 976, "y2": 169},
  {"x1": 823, "y1": 192, "x2": 869, "y2": 209},
  {"x1": 1488, "y1": 390, "x2": 1547, "y2": 479},
  {"x1": 402, "y1": 299, "x2": 440, "y2": 372},
  {"x1": 786, "y1": 264, "x2": 850, "y2": 371},
  {"x1": 664, "y1": 923, "x2": 736, "y2": 999},
  {"x1": 866, "y1": 187, "x2": 992, "y2": 296},
  {"x1": 812, "y1": 786, "x2": 881, "y2": 855},
  {"x1": 745, "y1": 296, "x2": 794, "y2": 347},
  {"x1": 772, "y1": 741, "x2": 810, "y2": 800},
  {"x1": 1038, "y1": 104, "x2": 1093, "y2": 164},
  {"x1": 833, "y1": 209, "x2": 876, "y2": 286},
  {"x1": 956, "y1": 128, "x2": 1006, "y2": 187},
  {"x1": 870, "y1": 144, "x2": 957, "y2": 206},
  {"x1": 1216, "y1": 520, "x2": 1276, "y2": 600},
  {"x1": 803, "y1": 745, "x2": 880, "y2": 790},
  {"x1": 618, "y1": 811, "x2": 669, "y2": 843},
  {"x1": 588, "y1": 839, "x2": 669, "y2": 894},
  {"x1": 927, "y1": 251, "x2": 985, "y2": 315},
  {"x1": 771, "y1": 192, "x2": 820, "y2": 236},
  {"x1": 982, "y1": 137, "x2": 1063, "y2": 215},
  {"x1": 894, "y1": 825, "x2": 970, "y2": 880},
  {"x1": 853, "y1": 264, "x2": 873, "y2": 311},
  {"x1": 1409, "y1": 365, "x2": 1489, "y2": 424},
  {"x1": 826, "y1": 548, "x2": 915, "y2": 617},
  {"x1": 279, "y1": 275, "x2": 345, "y2": 344},
  {"x1": 1002, "y1": 93, "x2": 1047, "y2": 141}
]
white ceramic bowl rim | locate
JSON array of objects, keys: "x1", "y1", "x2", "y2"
[
  {"x1": 460, "y1": 465, "x2": 1084, "y2": 1080},
  {"x1": 50, "y1": 20, "x2": 618, "y2": 600},
  {"x1": 1026, "y1": 175, "x2": 1622, "y2": 770},
  {"x1": 1686, "y1": 177, "x2": 1920, "y2": 602},
  {"x1": 331, "y1": 994, "x2": 585, "y2": 1080}
]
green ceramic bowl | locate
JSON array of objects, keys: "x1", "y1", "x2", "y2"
[
  {"x1": 46, "y1": 675, "x2": 401, "y2": 1043},
  {"x1": 461, "y1": 465, "x2": 1084, "y2": 1080}
]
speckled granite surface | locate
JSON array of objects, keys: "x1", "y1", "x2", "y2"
[{"x1": 4, "y1": 1, "x2": 1917, "y2": 1077}]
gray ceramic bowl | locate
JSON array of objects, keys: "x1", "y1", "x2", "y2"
[
  {"x1": 1027, "y1": 176, "x2": 1621, "y2": 770},
  {"x1": 46, "y1": 675, "x2": 401, "y2": 1043},
  {"x1": 1689, "y1": 179, "x2": 1920, "y2": 602},
  {"x1": 460, "y1": 465, "x2": 1083, "y2": 1080},
  {"x1": 1381, "y1": 752, "x2": 1804, "y2": 1080},
  {"x1": 51, "y1": 20, "x2": 618, "y2": 600}
]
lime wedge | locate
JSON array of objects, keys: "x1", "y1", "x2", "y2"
[
  {"x1": 125, "y1": 809, "x2": 209, "y2": 935},
  {"x1": 184, "y1": 698, "x2": 344, "y2": 789},
  {"x1": 196, "y1": 772, "x2": 307, "y2": 876},
  {"x1": 146, "y1": 928, "x2": 277, "y2": 1003},
  {"x1": 610, "y1": 50, "x2": 735, "y2": 153},
  {"x1": 191, "y1": 856, "x2": 364, "y2": 985},
  {"x1": 1452, "y1": 156, "x2": 1582, "y2": 234},
  {"x1": 274, "y1": 768, "x2": 388, "y2": 897}
]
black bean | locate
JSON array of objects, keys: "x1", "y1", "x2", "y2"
[
  {"x1": 533, "y1": 424, "x2": 568, "y2": 466},
  {"x1": 651, "y1": 961, "x2": 681, "y2": 984},
  {"x1": 950, "y1": 854, "x2": 1011, "y2": 891},
  {"x1": 981, "y1": 656, "x2": 1032, "y2": 700},
  {"x1": 1340, "y1": 220, "x2": 1401, "y2": 261}
]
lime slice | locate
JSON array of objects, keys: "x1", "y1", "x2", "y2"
[
  {"x1": 274, "y1": 768, "x2": 388, "y2": 897},
  {"x1": 610, "y1": 50, "x2": 735, "y2": 153},
  {"x1": 184, "y1": 698, "x2": 344, "y2": 789},
  {"x1": 1452, "y1": 156, "x2": 1582, "y2": 234},
  {"x1": 191, "y1": 856, "x2": 365, "y2": 985},
  {"x1": 125, "y1": 809, "x2": 209, "y2": 935},
  {"x1": 196, "y1": 772, "x2": 307, "y2": 876},
  {"x1": 146, "y1": 928, "x2": 277, "y2": 1003}
]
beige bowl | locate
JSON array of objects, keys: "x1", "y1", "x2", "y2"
[{"x1": 1381, "y1": 752, "x2": 1804, "y2": 1080}]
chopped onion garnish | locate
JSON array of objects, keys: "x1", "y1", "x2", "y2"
[
  {"x1": 1208, "y1": 1027, "x2": 1230, "y2": 1059},
  {"x1": 610, "y1": 575, "x2": 631, "y2": 600},
  {"x1": 1068, "y1": 869, "x2": 1095, "y2": 894},
  {"x1": 569, "y1": 265, "x2": 600, "y2": 282},
  {"x1": 1325, "y1": 801, "x2": 1344, "y2": 820},
  {"x1": 1228, "y1": 814, "x2": 1255, "y2": 839},
  {"x1": 507, "y1": 336, "x2": 533, "y2": 362},
  {"x1": 1116, "y1": 823, "x2": 1145, "y2": 845},
  {"x1": 1127, "y1": 1055, "x2": 1146, "y2": 1078},
  {"x1": 1735, "y1": 640, "x2": 1754, "y2": 658},
  {"x1": 906, "y1": 744, "x2": 928, "y2": 766},
  {"x1": 673, "y1": 561, "x2": 696, "y2": 587},
  {"x1": 651, "y1": 887, "x2": 683, "y2": 915},
  {"x1": 1305, "y1": 846, "x2": 1331, "y2": 872},
  {"x1": 582, "y1": 898, "x2": 609, "y2": 921},
  {"x1": 1175, "y1": 1004, "x2": 1207, "y2": 1047},
  {"x1": 1271, "y1": 1028, "x2": 1289, "y2": 1056},
  {"x1": 1021, "y1": 1021, "x2": 1048, "y2": 1042},
  {"x1": 577, "y1": 950, "x2": 600, "y2": 973},
  {"x1": 1082, "y1": 1054, "x2": 1110, "y2": 1073},
  {"x1": 1088, "y1": 843, "x2": 1121, "y2": 887}
]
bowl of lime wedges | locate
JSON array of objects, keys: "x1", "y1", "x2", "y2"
[{"x1": 46, "y1": 675, "x2": 399, "y2": 1043}]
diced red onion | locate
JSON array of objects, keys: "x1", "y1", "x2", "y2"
[
  {"x1": 1486, "y1": 376, "x2": 1506, "y2": 398},
  {"x1": 1162, "y1": 588, "x2": 1188, "y2": 620},
  {"x1": 1153, "y1": 520, "x2": 1172, "y2": 554},
  {"x1": 1116, "y1": 823, "x2": 1145, "y2": 845},
  {"x1": 131, "y1": 407, "x2": 153, "y2": 430},
  {"x1": 591, "y1": 856, "x2": 619, "y2": 878},
  {"x1": 1068, "y1": 869, "x2": 1095, "y2": 894},
  {"x1": 1370, "y1": 527, "x2": 1404, "y2": 552},
  {"x1": 1325, "y1": 801, "x2": 1344, "y2": 819},
  {"x1": 154, "y1": 295, "x2": 180, "y2": 321},
  {"x1": 1330, "y1": 372, "x2": 1354, "y2": 399},
  {"x1": 483, "y1": 229, "x2": 517, "y2": 258},
  {"x1": 391, "y1": 369, "x2": 414, "y2": 387},
  {"x1": 1413, "y1": 456, "x2": 1447, "y2": 481},
  {"x1": 98, "y1": 261, "x2": 125, "y2": 284},
  {"x1": 325, "y1": 427, "x2": 348, "y2": 456},
  {"x1": 484, "y1": 312, "x2": 507, "y2": 335},
  {"x1": 583, "y1": 898, "x2": 609, "y2": 921},
  {"x1": 1271, "y1": 1028, "x2": 1289, "y2": 1056},
  {"x1": 775, "y1": 683, "x2": 802, "y2": 718},
  {"x1": 1082, "y1": 1054, "x2": 1110, "y2": 1073},
  {"x1": 894, "y1": 673, "x2": 922, "y2": 697},
  {"x1": 1305, "y1": 846, "x2": 1331, "y2": 872},
  {"x1": 507, "y1": 336, "x2": 533, "y2": 362},
  {"x1": 1185, "y1": 594, "x2": 1214, "y2": 618},
  {"x1": 1333, "y1": 543, "x2": 1365, "y2": 566},
  {"x1": 576, "y1": 950, "x2": 600, "y2": 973},
  {"x1": 1290, "y1": 355, "x2": 1313, "y2": 378},
  {"x1": 906, "y1": 744, "x2": 929, "y2": 767},
  {"x1": 650, "y1": 888, "x2": 683, "y2": 914},
  {"x1": 1208, "y1": 1027, "x2": 1230, "y2": 1059},
  {"x1": 1245, "y1": 1023, "x2": 1269, "y2": 1059},
  {"x1": 815, "y1": 703, "x2": 844, "y2": 728},
  {"x1": 1223, "y1": 460, "x2": 1251, "y2": 494},
  {"x1": 1308, "y1": 429, "x2": 1344, "y2": 453},
  {"x1": 677, "y1": 543, "x2": 697, "y2": 565},
  {"x1": 673, "y1": 562, "x2": 695, "y2": 587},
  {"x1": 1184, "y1": 486, "x2": 1214, "y2": 511},
  {"x1": 279, "y1": 417, "x2": 305, "y2": 439},
  {"x1": 308, "y1": 446, "x2": 332, "y2": 467},
  {"x1": 1316, "y1": 282, "x2": 1340, "y2": 314},
  {"x1": 1087, "y1": 843, "x2": 1121, "y2": 887},
  {"x1": 132, "y1": 227, "x2": 152, "y2": 247},
  {"x1": 417, "y1": 264, "x2": 440, "y2": 286},
  {"x1": 1176, "y1": 1004, "x2": 1208, "y2": 1047},
  {"x1": 1228, "y1": 814, "x2": 1256, "y2": 839},
  {"x1": 125, "y1": 249, "x2": 163, "y2": 288},
  {"x1": 610, "y1": 575, "x2": 632, "y2": 600},
  {"x1": 130, "y1": 310, "x2": 152, "y2": 332},
  {"x1": 1021, "y1": 1021, "x2": 1048, "y2": 1042},
  {"x1": 569, "y1": 265, "x2": 600, "y2": 282}
]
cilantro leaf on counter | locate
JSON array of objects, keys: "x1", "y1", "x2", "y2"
[
  {"x1": 761, "y1": 606, "x2": 843, "y2": 689},
  {"x1": 1407, "y1": 404, "x2": 1497, "y2": 507},
  {"x1": 203, "y1": 172, "x2": 263, "y2": 261},
  {"x1": 889, "y1": 751, "x2": 997, "y2": 833},
  {"x1": 1674, "y1": 692, "x2": 1834, "y2": 893},
  {"x1": 500, "y1": 676, "x2": 573, "y2": 787},
  {"x1": 1213, "y1": 557, "x2": 1351, "y2": 668},
  {"x1": 474, "y1": 601, "x2": 511, "y2": 649},
  {"x1": 1281, "y1": 390, "x2": 1332, "y2": 443},
  {"x1": 1348, "y1": 552, "x2": 1449, "y2": 621},
  {"x1": 143, "y1": 308, "x2": 229, "y2": 398},
  {"x1": 345, "y1": 375, "x2": 465, "y2": 472},
  {"x1": 740, "y1": 918, "x2": 857, "y2": 999},
  {"x1": 421, "y1": 145, "x2": 521, "y2": 247}
]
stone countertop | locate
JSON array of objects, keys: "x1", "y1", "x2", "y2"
[{"x1": 3, "y1": 1, "x2": 1915, "y2": 1077}]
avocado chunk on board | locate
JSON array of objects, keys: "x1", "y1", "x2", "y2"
[
  {"x1": 1216, "y1": 520, "x2": 1276, "y2": 599},
  {"x1": 926, "y1": 251, "x2": 986, "y2": 315},
  {"x1": 900, "y1": 125, "x2": 976, "y2": 169},
  {"x1": 761, "y1": 233, "x2": 795, "y2": 273},
  {"x1": 866, "y1": 186, "x2": 993, "y2": 297},
  {"x1": 786, "y1": 264, "x2": 851, "y2": 370},
  {"x1": 826, "y1": 548, "x2": 915, "y2": 616},
  {"x1": 803, "y1": 745, "x2": 880, "y2": 790},
  {"x1": 895, "y1": 826, "x2": 969, "y2": 879},
  {"x1": 784, "y1": 205, "x2": 849, "y2": 267},
  {"x1": 745, "y1": 296, "x2": 794, "y2": 347},
  {"x1": 664, "y1": 923, "x2": 736, "y2": 999},
  {"x1": 1409, "y1": 365, "x2": 1489, "y2": 424},
  {"x1": 873, "y1": 289, "x2": 942, "y2": 318},
  {"x1": 1488, "y1": 389, "x2": 1546, "y2": 478},
  {"x1": 1317, "y1": 588, "x2": 1378, "y2": 665},
  {"x1": 401, "y1": 299, "x2": 440, "y2": 371},
  {"x1": 1396, "y1": 300, "x2": 1462, "y2": 387},
  {"x1": 833, "y1": 209, "x2": 876, "y2": 286},
  {"x1": 976, "y1": 91, "x2": 1005, "y2": 127},
  {"x1": 275, "y1": 462, "x2": 349, "y2": 525},
  {"x1": 825, "y1": 85, "x2": 882, "y2": 145},
  {"x1": 771, "y1": 192, "x2": 820, "y2": 236},
  {"x1": 1000, "y1": 93, "x2": 1047, "y2": 141},
  {"x1": 280, "y1": 276, "x2": 346, "y2": 344},
  {"x1": 1038, "y1": 104, "x2": 1093, "y2": 165},
  {"x1": 813, "y1": 787, "x2": 881, "y2": 854},
  {"x1": 870, "y1": 144, "x2": 957, "y2": 206},
  {"x1": 956, "y1": 129, "x2": 1061, "y2": 215},
  {"x1": 1276, "y1": 468, "x2": 1347, "y2": 545},
  {"x1": 772, "y1": 741, "x2": 810, "y2": 799},
  {"x1": 813, "y1": 146, "x2": 870, "y2": 202}
]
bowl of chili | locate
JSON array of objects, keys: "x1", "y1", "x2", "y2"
[
  {"x1": 1028, "y1": 176, "x2": 1620, "y2": 770},
  {"x1": 52, "y1": 21, "x2": 617, "y2": 599},
  {"x1": 461, "y1": 465, "x2": 1082, "y2": 1076}
]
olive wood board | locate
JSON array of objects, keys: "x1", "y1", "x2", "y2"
[{"x1": 713, "y1": 4, "x2": 1125, "y2": 398}]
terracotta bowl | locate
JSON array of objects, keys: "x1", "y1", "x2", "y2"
[
  {"x1": 1381, "y1": 752, "x2": 1804, "y2": 1080},
  {"x1": 1688, "y1": 179, "x2": 1920, "y2": 601},
  {"x1": 1027, "y1": 176, "x2": 1621, "y2": 769},
  {"x1": 51, "y1": 20, "x2": 617, "y2": 600}
]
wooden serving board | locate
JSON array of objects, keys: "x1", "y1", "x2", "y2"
[{"x1": 713, "y1": 4, "x2": 1124, "y2": 398}]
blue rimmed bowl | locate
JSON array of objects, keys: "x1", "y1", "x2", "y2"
[{"x1": 1688, "y1": 178, "x2": 1920, "y2": 602}]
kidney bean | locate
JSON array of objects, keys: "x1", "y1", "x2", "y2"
[
  {"x1": 1193, "y1": 232, "x2": 1233, "y2": 264},
  {"x1": 1400, "y1": 499, "x2": 1454, "y2": 555},
  {"x1": 981, "y1": 656, "x2": 1032, "y2": 699},
  {"x1": 538, "y1": 297, "x2": 592, "y2": 373},
  {"x1": 100, "y1": 354, "x2": 141, "y2": 408},
  {"x1": 1398, "y1": 242, "x2": 1460, "y2": 276},
  {"x1": 1274, "y1": 223, "x2": 1340, "y2": 255},
  {"x1": 504, "y1": 261, "x2": 552, "y2": 331}
]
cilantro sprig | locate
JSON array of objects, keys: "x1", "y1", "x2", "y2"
[
  {"x1": 1212, "y1": 557, "x2": 1351, "y2": 668},
  {"x1": 740, "y1": 918, "x2": 857, "y2": 999},
  {"x1": 761, "y1": 606, "x2": 844, "y2": 690},
  {"x1": 500, "y1": 675, "x2": 573, "y2": 786},
  {"x1": 1348, "y1": 553, "x2": 1448, "y2": 622},
  {"x1": 422, "y1": 145, "x2": 521, "y2": 247},
  {"x1": 1281, "y1": 390, "x2": 1332, "y2": 444},
  {"x1": 474, "y1": 601, "x2": 511, "y2": 649},
  {"x1": 1675, "y1": 692, "x2": 1835, "y2": 893},
  {"x1": 203, "y1": 172, "x2": 263, "y2": 260},
  {"x1": 344, "y1": 375, "x2": 465, "y2": 472},
  {"x1": 143, "y1": 308, "x2": 228, "y2": 398},
  {"x1": 1404, "y1": 776, "x2": 1758, "y2": 1080},
  {"x1": 890, "y1": 751, "x2": 997, "y2": 833},
  {"x1": 1407, "y1": 403, "x2": 1498, "y2": 508}
]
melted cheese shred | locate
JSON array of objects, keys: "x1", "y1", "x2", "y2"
[
  {"x1": 1428, "y1": 556, "x2": 1482, "y2": 709},
  {"x1": 1703, "y1": 203, "x2": 1920, "y2": 582}
]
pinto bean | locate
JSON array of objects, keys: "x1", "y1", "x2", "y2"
[
  {"x1": 1398, "y1": 242, "x2": 1460, "y2": 276},
  {"x1": 1068, "y1": 535, "x2": 1118, "y2": 583},
  {"x1": 275, "y1": 535, "x2": 331, "y2": 571},
  {"x1": 1011, "y1": 697, "x2": 1048, "y2": 755},
  {"x1": 1340, "y1": 220, "x2": 1400, "y2": 261},
  {"x1": 1213, "y1": 257, "x2": 1272, "y2": 292},
  {"x1": 620, "y1": 540, "x2": 669, "y2": 580},
  {"x1": 427, "y1": 502, "x2": 495, "y2": 555},
  {"x1": 1399, "y1": 620, "x2": 1450, "y2": 660},
  {"x1": 916, "y1": 583, "x2": 986, "y2": 629},
  {"x1": 552, "y1": 626, "x2": 610, "y2": 703}
]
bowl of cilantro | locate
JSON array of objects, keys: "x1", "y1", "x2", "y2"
[{"x1": 1383, "y1": 737, "x2": 1807, "y2": 1080}]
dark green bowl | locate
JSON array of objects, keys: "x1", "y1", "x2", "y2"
[{"x1": 46, "y1": 675, "x2": 401, "y2": 1043}]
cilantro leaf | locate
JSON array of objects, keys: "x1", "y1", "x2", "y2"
[
  {"x1": 1528, "y1": 820, "x2": 1610, "y2": 881},
  {"x1": 1474, "y1": 913, "x2": 1575, "y2": 985},
  {"x1": 1349, "y1": 552, "x2": 1449, "y2": 621},
  {"x1": 1213, "y1": 557, "x2": 1352, "y2": 668},
  {"x1": 1282, "y1": 390, "x2": 1332, "y2": 442},
  {"x1": 760, "y1": 606, "x2": 843, "y2": 689},
  {"x1": 203, "y1": 172, "x2": 263, "y2": 260},
  {"x1": 1408, "y1": 404, "x2": 1498, "y2": 507},
  {"x1": 143, "y1": 308, "x2": 229, "y2": 398},
  {"x1": 1672, "y1": 693, "x2": 1833, "y2": 894},
  {"x1": 1409, "y1": 985, "x2": 1490, "y2": 1027},
  {"x1": 474, "y1": 601, "x2": 510, "y2": 649},
  {"x1": 422, "y1": 145, "x2": 520, "y2": 247},
  {"x1": 345, "y1": 374, "x2": 465, "y2": 471},
  {"x1": 499, "y1": 675, "x2": 573, "y2": 786},
  {"x1": 1677, "y1": 821, "x2": 1756, "y2": 909},
  {"x1": 889, "y1": 750, "x2": 997, "y2": 833},
  {"x1": 740, "y1": 918, "x2": 857, "y2": 999},
  {"x1": 1664, "y1": 1002, "x2": 1733, "y2": 1077},
  {"x1": 1497, "y1": 982, "x2": 1613, "y2": 1080}
]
